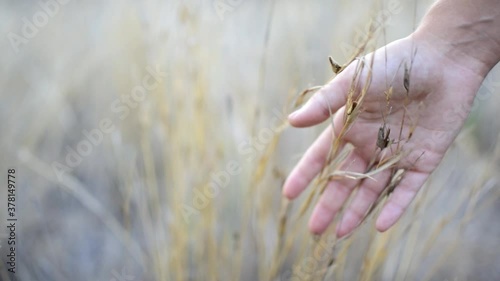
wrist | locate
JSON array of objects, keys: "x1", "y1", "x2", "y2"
[{"x1": 413, "y1": 0, "x2": 500, "y2": 78}]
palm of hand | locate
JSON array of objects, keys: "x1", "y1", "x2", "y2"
[{"x1": 283, "y1": 37, "x2": 484, "y2": 237}]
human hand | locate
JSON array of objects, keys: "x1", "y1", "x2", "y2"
[{"x1": 283, "y1": 35, "x2": 487, "y2": 237}]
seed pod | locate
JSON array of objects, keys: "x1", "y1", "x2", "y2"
[
  {"x1": 377, "y1": 126, "x2": 390, "y2": 150},
  {"x1": 329, "y1": 56, "x2": 343, "y2": 74},
  {"x1": 347, "y1": 101, "x2": 358, "y2": 115},
  {"x1": 403, "y1": 62, "x2": 410, "y2": 93}
]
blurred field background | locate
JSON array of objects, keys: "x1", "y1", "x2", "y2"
[{"x1": 0, "y1": 0, "x2": 499, "y2": 280}]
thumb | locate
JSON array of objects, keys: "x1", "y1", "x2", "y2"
[{"x1": 289, "y1": 74, "x2": 349, "y2": 128}]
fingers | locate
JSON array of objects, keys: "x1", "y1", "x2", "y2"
[
  {"x1": 288, "y1": 75, "x2": 349, "y2": 128},
  {"x1": 375, "y1": 170, "x2": 428, "y2": 232},
  {"x1": 283, "y1": 126, "x2": 335, "y2": 199},
  {"x1": 336, "y1": 169, "x2": 391, "y2": 238},
  {"x1": 308, "y1": 151, "x2": 367, "y2": 234}
]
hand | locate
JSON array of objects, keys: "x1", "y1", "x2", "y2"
[{"x1": 282, "y1": 35, "x2": 486, "y2": 237}]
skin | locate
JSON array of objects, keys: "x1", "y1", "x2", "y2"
[{"x1": 283, "y1": 0, "x2": 500, "y2": 237}]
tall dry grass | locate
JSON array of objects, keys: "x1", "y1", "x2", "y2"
[{"x1": 0, "y1": 1, "x2": 499, "y2": 280}]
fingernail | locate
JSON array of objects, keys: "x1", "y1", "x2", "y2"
[
  {"x1": 288, "y1": 110, "x2": 299, "y2": 120},
  {"x1": 289, "y1": 101, "x2": 310, "y2": 120},
  {"x1": 336, "y1": 212, "x2": 356, "y2": 238},
  {"x1": 288, "y1": 107, "x2": 303, "y2": 120}
]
